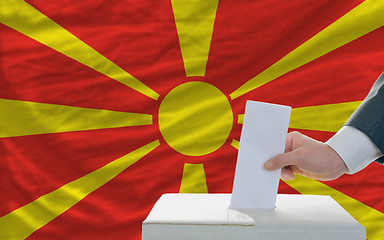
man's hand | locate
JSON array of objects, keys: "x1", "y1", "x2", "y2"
[{"x1": 264, "y1": 131, "x2": 348, "y2": 181}]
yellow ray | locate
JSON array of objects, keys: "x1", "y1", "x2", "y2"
[
  {"x1": 289, "y1": 101, "x2": 361, "y2": 132},
  {"x1": 238, "y1": 114, "x2": 244, "y2": 124},
  {"x1": 0, "y1": 140, "x2": 160, "y2": 240},
  {"x1": 0, "y1": 0, "x2": 159, "y2": 100},
  {"x1": 0, "y1": 98, "x2": 152, "y2": 138},
  {"x1": 171, "y1": 0, "x2": 219, "y2": 77},
  {"x1": 230, "y1": 139, "x2": 240, "y2": 150},
  {"x1": 179, "y1": 163, "x2": 208, "y2": 193},
  {"x1": 237, "y1": 101, "x2": 361, "y2": 132},
  {"x1": 230, "y1": 0, "x2": 384, "y2": 99},
  {"x1": 285, "y1": 175, "x2": 384, "y2": 240}
]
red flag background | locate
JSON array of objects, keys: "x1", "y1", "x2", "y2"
[{"x1": 1, "y1": 0, "x2": 384, "y2": 239}]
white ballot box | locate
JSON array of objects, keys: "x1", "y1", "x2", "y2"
[{"x1": 142, "y1": 193, "x2": 365, "y2": 240}]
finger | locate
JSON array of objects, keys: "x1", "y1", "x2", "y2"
[
  {"x1": 284, "y1": 135, "x2": 292, "y2": 152},
  {"x1": 264, "y1": 150, "x2": 302, "y2": 171},
  {"x1": 289, "y1": 165, "x2": 304, "y2": 176},
  {"x1": 284, "y1": 131, "x2": 301, "y2": 152},
  {"x1": 281, "y1": 167, "x2": 295, "y2": 181}
]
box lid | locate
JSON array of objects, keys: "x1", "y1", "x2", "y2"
[{"x1": 143, "y1": 194, "x2": 365, "y2": 240}]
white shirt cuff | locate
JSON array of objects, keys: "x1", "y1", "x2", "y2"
[{"x1": 326, "y1": 126, "x2": 383, "y2": 174}]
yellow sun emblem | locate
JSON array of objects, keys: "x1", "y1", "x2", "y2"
[{"x1": 1, "y1": 0, "x2": 384, "y2": 239}]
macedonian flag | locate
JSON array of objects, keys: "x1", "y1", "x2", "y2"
[{"x1": 1, "y1": 0, "x2": 384, "y2": 239}]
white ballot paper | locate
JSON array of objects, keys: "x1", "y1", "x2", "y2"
[{"x1": 230, "y1": 100, "x2": 291, "y2": 209}]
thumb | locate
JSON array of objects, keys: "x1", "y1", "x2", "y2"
[{"x1": 264, "y1": 151, "x2": 301, "y2": 171}]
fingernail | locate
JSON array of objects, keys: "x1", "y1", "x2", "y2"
[{"x1": 264, "y1": 161, "x2": 273, "y2": 170}]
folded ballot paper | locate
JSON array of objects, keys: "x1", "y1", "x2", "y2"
[{"x1": 142, "y1": 101, "x2": 366, "y2": 240}]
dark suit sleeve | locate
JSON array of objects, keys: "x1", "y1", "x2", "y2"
[{"x1": 345, "y1": 72, "x2": 384, "y2": 164}]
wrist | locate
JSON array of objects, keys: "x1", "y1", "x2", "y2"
[{"x1": 324, "y1": 144, "x2": 348, "y2": 179}]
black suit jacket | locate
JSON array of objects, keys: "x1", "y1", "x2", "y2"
[{"x1": 346, "y1": 72, "x2": 384, "y2": 164}]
